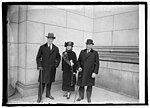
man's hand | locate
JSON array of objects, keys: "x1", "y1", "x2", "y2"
[
  {"x1": 38, "y1": 67, "x2": 43, "y2": 71},
  {"x1": 78, "y1": 67, "x2": 82, "y2": 72},
  {"x1": 92, "y1": 73, "x2": 97, "y2": 78}
]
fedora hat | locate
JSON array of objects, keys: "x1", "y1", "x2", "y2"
[
  {"x1": 86, "y1": 39, "x2": 94, "y2": 45},
  {"x1": 46, "y1": 33, "x2": 56, "y2": 39},
  {"x1": 64, "y1": 41, "x2": 74, "y2": 47}
]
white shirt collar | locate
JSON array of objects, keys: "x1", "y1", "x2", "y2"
[
  {"x1": 87, "y1": 49, "x2": 91, "y2": 51},
  {"x1": 87, "y1": 49, "x2": 91, "y2": 53},
  {"x1": 47, "y1": 43, "x2": 53, "y2": 49}
]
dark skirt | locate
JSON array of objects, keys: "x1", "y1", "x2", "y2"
[
  {"x1": 62, "y1": 83, "x2": 75, "y2": 91},
  {"x1": 62, "y1": 71, "x2": 76, "y2": 91}
]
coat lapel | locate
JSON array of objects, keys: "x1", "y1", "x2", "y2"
[
  {"x1": 44, "y1": 43, "x2": 50, "y2": 53},
  {"x1": 44, "y1": 43, "x2": 56, "y2": 56},
  {"x1": 49, "y1": 44, "x2": 56, "y2": 55},
  {"x1": 83, "y1": 49, "x2": 93, "y2": 62},
  {"x1": 86, "y1": 50, "x2": 93, "y2": 58}
]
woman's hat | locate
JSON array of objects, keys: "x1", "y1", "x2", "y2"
[
  {"x1": 46, "y1": 33, "x2": 56, "y2": 39},
  {"x1": 86, "y1": 39, "x2": 94, "y2": 45},
  {"x1": 64, "y1": 41, "x2": 74, "y2": 47}
]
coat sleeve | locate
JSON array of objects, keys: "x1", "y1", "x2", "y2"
[
  {"x1": 61, "y1": 55, "x2": 64, "y2": 71},
  {"x1": 73, "y1": 52, "x2": 77, "y2": 73},
  {"x1": 55, "y1": 48, "x2": 61, "y2": 68},
  {"x1": 36, "y1": 46, "x2": 42, "y2": 69},
  {"x1": 93, "y1": 51, "x2": 99, "y2": 74},
  {"x1": 77, "y1": 50, "x2": 82, "y2": 70}
]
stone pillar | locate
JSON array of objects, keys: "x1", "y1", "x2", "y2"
[
  {"x1": 7, "y1": 5, "x2": 19, "y2": 97},
  {"x1": 16, "y1": 5, "x2": 40, "y2": 97}
]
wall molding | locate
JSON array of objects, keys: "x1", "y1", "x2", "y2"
[
  {"x1": 16, "y1": 81, "x2": 38, "y2": 90},
  {"x1": 16, "y1": 80, "x2": 62, "y2": 97},
  {"x1": 94, "y1": 46, "x2": 139, "y2": 64},
  {"x1": 16, "y1": 80, "x2": 62, "y2": 90}
]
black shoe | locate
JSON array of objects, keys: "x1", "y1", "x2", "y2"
[
  {"x1": 46, "y1": 96, "x2": 54, "y2": 100},
  {"x1": 76, "y1": 97, "x2": 83, "y2": 101},
  {"x1": 87, "y1": 99, "x2": 91, "y2": 103},
  {"x1": 37, "y1": 98, "x2": 41, "y2": 103},
  {"x1": 66, "y1": 93, "x2": 71, "y2": 99},
  {"x1": 63, "y1": 92, "x2": 68, "y2": 97},
  {"x1": 63, "y1": 94, "x2": 67, "y2": 97}
]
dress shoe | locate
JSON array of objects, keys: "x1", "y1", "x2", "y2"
[
  {"x1": 37, "y1": 98, "x2": 41, "y2": 103},
  {"x1": 46, "y1": 96, "x2": 54, "y2": 100},
  {"x1": 66, "y1": 92, "x2": 71, "y2": 99},
  {"x1": 87, "y1": 99, "x2": 91, "y2": 103},
  {"x1": 76, "y1": 97, "x2": 83, "y2": 101},
  {"x1": 63, "y1": 94, "x2": 67, "y2": 97},
  {"x1": 63, "y1": 92, "x2": 68, "y2": 97}
]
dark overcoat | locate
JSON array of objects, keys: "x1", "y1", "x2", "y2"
[
  {"x1": 77, "y1": 49, "x2": 99, "y2": 86},
  {"x1": 36, "y1": 43, "x2": 61, "y2": 83},
  {"x1": 62, "y1": 50, "x2": 77, "y2": 91}
]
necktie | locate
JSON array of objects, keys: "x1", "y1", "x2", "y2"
[
  {"x1": 87, "y1": 50, "x2": 89, "y2": 53},
  {"x1": 48, "y1": 44, "x2": 51, "y2": 50},
  {"x1": 50, "y1": 45, "x2": 51, "y2": 50}
]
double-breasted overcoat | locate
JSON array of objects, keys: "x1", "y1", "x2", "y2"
[
  {"x1": 36, "y1": 43, "x2": 61, "y2": 83},
  {"x1": 77, "y1": 49, "x2": 99, "y2": 86}
]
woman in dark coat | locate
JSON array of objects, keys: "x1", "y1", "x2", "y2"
[{"x1": 62, "y1": 41, "x2": 77, "y2": 99}]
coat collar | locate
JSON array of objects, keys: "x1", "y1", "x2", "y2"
[
  {"x1": 44, "y1": 43, "x2": 56, "y2": 55},
  {"x1": 83, "y1": 48, "x2": 94, "y2": 53},
  {"x1": 44, "y1": 43, "x2": 56, "y2": 48},
  {"x1": 83, "y1": 48, "x2": 94, "y2": 60}
]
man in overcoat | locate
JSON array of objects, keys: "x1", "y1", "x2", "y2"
[
  {"x1": 36, "y1": 33, "x2": 61, "y2": 103},
  {"x1": 76, "y1": 39, "x2": 99, "y2": 103}
]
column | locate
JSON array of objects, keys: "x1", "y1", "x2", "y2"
[{"x1": 7, "y1": 5, "x2": 19, "y2": 97}]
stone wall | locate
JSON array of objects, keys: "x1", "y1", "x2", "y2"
[
  {"x1": 8, "y1": 5, "x2": 19, "y2": 90},
  {"x1": 93, "y1": 5, "x2": 139, "y2": 98},
  {"x1": 7, "y1": 5, "x2": 139, "y2": 98},
  {"x1": 8, "y1": 5, "x2": 94, "y2": 96}
]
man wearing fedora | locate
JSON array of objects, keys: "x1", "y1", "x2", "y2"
[
  {"x1": 76, "y1": 39, "x2": 99, "y2": 103},
  {"x1": 36, "y1": 33, "x2": 61, "y2": 103}
]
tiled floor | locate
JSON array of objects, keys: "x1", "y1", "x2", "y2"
[{"x1": 8, "y1": 84, "x2": 139, "y2": 104}]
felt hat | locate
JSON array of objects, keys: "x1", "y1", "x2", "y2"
[
  {"x1": 64, "y1": 41, "x2": 74, "y2": 47},
  {"x1": 46, "y1": 33, "x2": 56, "y2": 39},
  {"x1": 86, "y1": 39, "x2": 94, "y2": 45}
]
